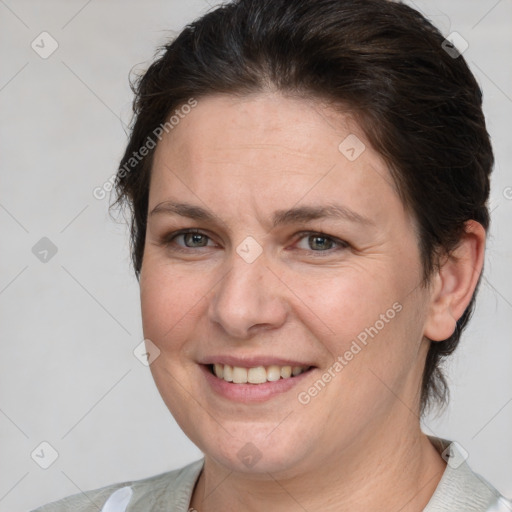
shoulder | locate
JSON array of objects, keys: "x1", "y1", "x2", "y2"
[
  {"x1": 426, "y1": 438, "x2": 511, "y2": 512},
  {"x1": 30, "y1": 459, "x2": 204, "y2": 512}
]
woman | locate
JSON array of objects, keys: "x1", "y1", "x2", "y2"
[{"x1": 33, "y1": 0, "x2": 511, "y2": 510}]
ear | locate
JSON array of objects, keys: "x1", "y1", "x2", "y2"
[{"x1": 423, "y1": 220, "x2": 486, "y2": 342}]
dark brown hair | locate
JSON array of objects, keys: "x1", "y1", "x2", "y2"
[{"x1": 113, "y1": 0, "x2": 494, "y2": 414}]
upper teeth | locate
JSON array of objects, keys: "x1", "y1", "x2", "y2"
[{"x1": 213, "y1": 364, "x2": 309, "y2": 384}]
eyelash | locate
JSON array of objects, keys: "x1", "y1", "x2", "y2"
[{"x1": 162, "y1": 228, "x2": 349, "y2": 255}]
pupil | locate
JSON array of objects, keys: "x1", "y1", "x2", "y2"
[
  {"x1": 311, "y1": 235, "x2": 331, "y2": 250},
  {"x1": 186, "y1": 233, "x2": 205, "y2": 247}
]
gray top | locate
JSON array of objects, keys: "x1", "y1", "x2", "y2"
[{"x1": 31, "y1": 438, "x2": 511, "y2": 512}]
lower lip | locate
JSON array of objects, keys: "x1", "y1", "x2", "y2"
[{"x1": 200, "y1": 364, "x2": 314, "y2": 403}]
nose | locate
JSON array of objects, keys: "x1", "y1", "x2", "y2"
[{"x1": 207, "y1": 248, "x2": 288, "y2": 339}]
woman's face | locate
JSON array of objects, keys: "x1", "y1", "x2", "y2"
[{"x1": 140, "y1": 93, "x2": 433, "y2": 476}]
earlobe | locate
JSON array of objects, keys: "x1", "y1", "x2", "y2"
[{"x1": 423, "y1": 220, "x2": 486, "y2": 342}]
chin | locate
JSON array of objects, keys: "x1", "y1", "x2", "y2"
[
  {"x1": 192, "y1": 420, "x2": 316, "y2": 477},
  {"x1": 207, "y1": 444, "x2": 307, "y2": 477}
]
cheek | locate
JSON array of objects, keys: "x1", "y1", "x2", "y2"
[
  {"x1": 301, "y1": 280, "x2": 424, "y2": 412},
  {"x1": 139, "y1": 259, "x2": 207, "y2": 349},
  {"x1": 286, "y1": 264, "x2": 403, "y2": 342},
  {"x1": 289, "y1": 260, "x2": 424, "y2": 388}
]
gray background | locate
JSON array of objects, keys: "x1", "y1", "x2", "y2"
[{"x1": 0, "y1": 1, "x2": 511, "y2": 510}]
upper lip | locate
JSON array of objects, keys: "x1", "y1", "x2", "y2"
[{"x1": 199, "y1": 355, "x2": 316, "y2": 368}]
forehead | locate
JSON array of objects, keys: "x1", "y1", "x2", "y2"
[{"x1": 149, "y1": 93, "x2": 403, "y2": 225}]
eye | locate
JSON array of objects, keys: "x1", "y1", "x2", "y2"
[
  {"x1": 163, "y1": 229, "x2": 216, "y2": 250},
  {"x1": 294, "y1": 231, "x2": 349, "y2": 253}
]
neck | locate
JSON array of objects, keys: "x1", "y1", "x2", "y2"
[{"x1": 190, "y1": 415, "x2": 446, "y2": 512}]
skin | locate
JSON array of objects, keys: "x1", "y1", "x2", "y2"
[{"x1": 139, "y1": 93, "x2": 486, "y2": 511}]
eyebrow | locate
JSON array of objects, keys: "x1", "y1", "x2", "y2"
[
  {"x1": 149, "y1": 201, "x2": 374, "y2": 228},
  {"x1": 272, "y1": 203, "x2": 374, "y2": 227}
]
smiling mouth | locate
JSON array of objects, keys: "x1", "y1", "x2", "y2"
[{"x1": 209, "y1": 363, "x2": 313, "y2": 384}]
